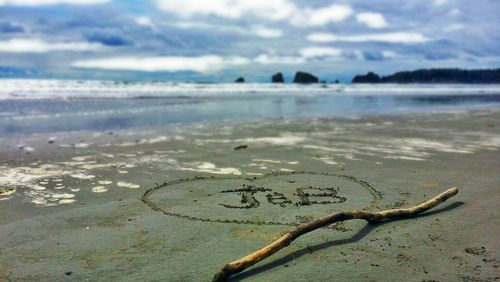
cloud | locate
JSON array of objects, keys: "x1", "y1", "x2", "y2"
[
  {"x1": 73, "y1": 53, "x2": 306, "y2": 74},
  {"x1": 307, "y1": 32, "x2": 430, "y2": 44},
  {"x1": 72, "y1": 56, "x2": 251, "y2": 73},
  {"x1": 173, "y1": 21, "x2": 253, "y2": 40},
  {"x1": 444, "y1": 23, "x2": 465, "y2": 32},
  {"x1": 356, "y1": 12, "x2": 388, "y2": 29},
  {"x1": 135, "y1": 16, "x2": 158, "y2": 31},
  {"x1": 342, "y1": 50, "x2": 363, "y2": 60},
  {"x1": 154, "y1": 0, "x2": 296, "y2": 21},
  {"x1": 0, "y1": 22, "x2": 25, "y2": 33},
  {"x1": 155, "y1": 0, "x2": 352, "y2": 27},
  {"x1": 135, "y1": 17, "x2": 152, "y2": 27},
  {"x1": 448, "y1": 8, "x2": 462, "y2": 17},
  {"x1": 2, "y1": 0, "x2": 499, "y2": 80},
  {"x1": 0, "y1": 38, "x2": 103, "y2": 53},
  {"x1": 252, "y1": 27, "x2": 283, "y2": 38},
  {"x1": 382, "y1": 50, "x2": 397, "y2": 58},
  {"x1": 0, "y1": 0, "x2": 109, "y2": 6},
  {"x1": 84, "y1": 31, "x2": 133, "y2": 46},
  {"x1": 423, "y1": 51, "x2": 456, "y2": 60},
  {"x1": 292, "y1": 4, "x2": 353, "y2": 26},
  {"x1": 254, "y1": 54, "x2": 305, "y2": 64},
  {"x1": 175, "y1": 21, "x2": 218, "y2": 30},
  {"x1": 433, "y1": 0, "x2": 448, "y2": 7},
  {"x1": 362, "y1": 50, "x2": 397, "y2": 61},
  {"x1": 174, "y1": 21, "x2": 282, "y2": 38},
  {"x1": 299, "y1": 47, "x2": 342, "y2": 58}
]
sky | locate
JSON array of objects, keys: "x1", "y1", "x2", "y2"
[{"x1": 0, "y1": 0, "x2": 499, "y2": 82}]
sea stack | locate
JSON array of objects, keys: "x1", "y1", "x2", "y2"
[
  {"x1": 352, "y1": 72, "x2": 380, "y2": 83},
  {"x1": 293, "y1": 71, "x2": 319, "y2": 83},
  {"x1": 271, "y1": 72, "x2": 284, "y2": 83},
  {"x1": 234, "y1": 77, "x2": 245, "y2": 83}
]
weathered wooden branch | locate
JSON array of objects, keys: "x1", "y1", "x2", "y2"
[{"x1": 213, "y1": 187, "x2": 459, "y2": 281}]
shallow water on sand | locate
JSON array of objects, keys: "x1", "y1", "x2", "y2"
[{"x1": 1, "y1": 79, "x2": 499, "y2": 137}]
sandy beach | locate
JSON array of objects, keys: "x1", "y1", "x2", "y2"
[
  {"x1": 0, "y1": 108, "x2": 498, "y2": 281},
  {"x1": 2, "y1": 0, "x2": 500, "y2": 280}
]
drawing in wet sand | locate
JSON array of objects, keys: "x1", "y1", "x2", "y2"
[{"x1": 142, "y1": 171, "x2": 382, "y2": 226}]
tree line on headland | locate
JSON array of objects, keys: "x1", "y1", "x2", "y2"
[
  {"x1": 235, "y1": 68, "x2": 500, "y2": 84},
  {"x1": 352, "y1": 68, "x2": 500, "y2": 84}
]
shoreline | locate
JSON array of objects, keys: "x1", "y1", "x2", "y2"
[{"x1": 2, "y1": 105, "x2": 499, "y2": 141}]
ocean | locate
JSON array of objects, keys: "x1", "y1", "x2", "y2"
[{"x1": 1, "y1": 79, "x2": 499, "y2": 137}]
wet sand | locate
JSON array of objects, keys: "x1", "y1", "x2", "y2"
[{"x1": 0, "y1": 109, "x2": 499, "y2": 281}]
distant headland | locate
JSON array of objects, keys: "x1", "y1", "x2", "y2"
[
  {"x1": 233, "y1": 68, "x2": 500, "y2": 84},
  {"x1": 352, "y1": 68, "x2": 500, "y2": 84}
]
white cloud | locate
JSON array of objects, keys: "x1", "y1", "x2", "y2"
[
  {"x1": 382, "y1": 50, "x2": 397, "y2": 58},
  {"x1": 448, "y1": 8, "x2": 462, "y2": 17},
  {"x1": 72, "y1": 56, "x2": 250, "y2": 73},
  {"x1": 252, "y1": 27, "x2": 283, "y2": 38},
  {"x1": 175, "y1": 21, "x2": 217, "y2": 29},
  {"x1": 433, "y1": 0, "x2": 448, "y2": 7},
  {"x1": 73, "y1": 54, "x2": 307, "y2": 73},
  {"x1": 155, "y1": 0, "x2": 296, "y2": 21},
  {"x1": 155, "y1": 0, "x2": 352, "y2": 27},
  {"x1": 254, "y1": 54, "x2": 305, "y2": 64},
  {"x1": 299, "y1": 47, "x2": 342, "y2": 58},
  {"x1": 307, "y1": 32, "x2": 430, "y2": 44},
  {"x1": 0, "y1": 38, "x2": 103, "y2": 53},
  {"x1": 135, "y1": 16, "x2": 159, "y2": 32},
  {"x1": 0, "y1": 0, "x2": 109, "y2": 6},
  {"x1": 444, "y1": 23, "x2": 465, "y2": 32},
  {"x1": 135, "y1": 17, "x2": 153, "y2": 27},
  {"x1": 175, "y1": 22, "x2": 282, "y2": 38},
  {"x1": 292, "y1": 4, "x2": 353, "y2": 26},
  {"x1": 356, "y1": 12, "x2": 388, "y2": 29}
]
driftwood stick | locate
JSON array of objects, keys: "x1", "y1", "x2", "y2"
[{"x1": 213, "y1": 187, "x2": 458, "y2": 281}]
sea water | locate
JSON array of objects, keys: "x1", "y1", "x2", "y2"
[{"x1": 0, "y1": 79, "x2": 499, "y2": 137}]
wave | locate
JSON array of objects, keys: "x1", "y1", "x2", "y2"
[{"x1": 1, "y1": 79, "x2": 500, "y2": 100}]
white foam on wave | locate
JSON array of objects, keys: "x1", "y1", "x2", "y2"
[
  {"x1": 181, "y1": 161, "x2": 242, "y2": 175},
  {"x1": 1, "y1": 79, "x2": 500, "y2": 100},
  {"x1": 303, "y1": 127, "x2": 500, "y2": 162},
  {"x1": 195, "y1": 134, "x2": 306, "y2": 146},
  {"x1": 116, "y1": 181, "x2": 140, "y2": 189}
]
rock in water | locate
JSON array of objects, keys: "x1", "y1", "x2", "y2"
[
  {"x1": 293, "y1": 71, "x2": 319, "y2": 83},
  {"x1": 234, "y1": 77, "x2": 245, "y2": 83},
  {"x1": 271, "y1": 72, "x2": 284, "y2": 83},
  {"x1": 234, "y1": 144, "x2": 248, "y2": 150},
  {"x1": 352, "y1": 72, "x2": 380, "y2": 83}
]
